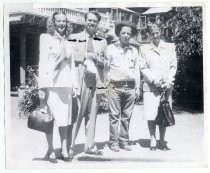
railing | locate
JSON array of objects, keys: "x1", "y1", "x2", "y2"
[{"x1": 9, "y1": 7, "x2": 110, "y2": 29}]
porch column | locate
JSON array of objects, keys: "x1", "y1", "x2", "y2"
[
  {"x1": 119, "y1": 11, "x2": 121, "y2": 22},
  {"x1": 129, "y1": 14, "x2": 132, "y2": 21},
  {"x1": 137, "y1": 16, "x2": 141, "y2": 28},
  {"x1": 20, "y1": 33, "x2": 26, "y2": 87},
  {"x1": 110, "y1": 9, "x2": 113, "y2": 21}
]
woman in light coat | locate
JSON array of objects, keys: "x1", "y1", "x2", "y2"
[
  {"x1": 38, "y1": 11, "x2": 77, "y2": 162},
  {"x1": 140, "y1": 24, "x2": 177, "y2": 151}
]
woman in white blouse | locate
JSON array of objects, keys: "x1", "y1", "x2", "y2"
[{"x1": 38, "y1": 11, "x2": 77, "y2": 162}]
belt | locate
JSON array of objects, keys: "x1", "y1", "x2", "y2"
[{"x1": 110, "y1": 80, "x2": 135, "y2": 88}]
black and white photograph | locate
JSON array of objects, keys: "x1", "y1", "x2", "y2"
[{"x1": 1, "y1": 0, "x2": 208, "y2": 170}]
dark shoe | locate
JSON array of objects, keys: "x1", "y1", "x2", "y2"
[
  {"x1": 60, "y1": 151, "x2": 71, "y2": 162},
  {"x1": 159, "y1": 140, "x2": 170, "y2": 151},
  {"x1": 44, "y1": 151, "x2": 57, "y2": 163},
  {"x1": 159, "y1": 145, "x2": 171, "y2": 151},
  {"x1": 60, "y1": 155, "x2": 71, "y2": 162},
  {"x1": 110, "y1": 143, "x2": 120, "y2": 152},
  {"x1": 84, "y1": 148, "x2": 103, "y2": 155},
  {"x1": 120, "y1": 143, "x2": 132, "y2": 151}
]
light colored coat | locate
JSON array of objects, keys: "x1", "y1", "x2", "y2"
[
  {"x1": 69, "y1": 30, "x2": 108, "y2": 88},
  {"x1": 38, "y1": 33, "x2": 77, "y2": 89},
  {"x1": 140, "y1": 40, "x2": 177, "y2": 120},
  {"x1": 140, "y1": 40, "x2": 177, "y2": 92}
]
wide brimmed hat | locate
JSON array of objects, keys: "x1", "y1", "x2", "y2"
[{"x1": 115, "y1": 21, "x2": 137, "y2": 37}]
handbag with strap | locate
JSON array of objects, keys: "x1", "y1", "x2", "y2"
[
  {"x1": 155, "y1": 91, "x2": 175, "y2": 127},
  {"x1": 27, "y1": 103, "x2": 54, "y2": 134}
]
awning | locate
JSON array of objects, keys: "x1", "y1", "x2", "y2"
[
  {"x1": 142, "y1": 7, "x2": 172, "y2": 15},
  {"x1": 9, "y1": 14, "x2": 25, "y2": 22},
  {"x1": 118, "y1": 7, "x2": 139, "y2": 14}
]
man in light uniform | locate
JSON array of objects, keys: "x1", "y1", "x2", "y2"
[{"x1": 69, "y1": 11, "x2": 107, "y2": 156}]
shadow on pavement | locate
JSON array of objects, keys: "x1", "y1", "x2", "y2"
[
  {"x1": 77, "y1": 156, "x2": 111, "y2": 161},
  {"x1": 77, "y1": 156, "x2": 165, "y2": 162},
  {"x1": 73, "y1": 141, "x2": 109, "y2": 156},
  {"x1": 32, "y1": 157, "x2": 51, "y2": 162},
  {"x1": 73, "y1": 143, "x2": 85, "y2": 155},
  {"x1": 76, "y1": 140, "x2": 165, "y2": 162},
  {"x1": 96, "y1": 141, "x2": 109, "y2": 150},
  {"x1": 133, "y1": 139, "x2": 171, "y2": 151},
  {"x1": 132, "y1": 139, "x2": 150, "y2": 149},
  {"x1": 32, "y1": 148, "x2": 62, "y2": 162}
]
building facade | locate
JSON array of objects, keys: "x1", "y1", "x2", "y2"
[
  {"x1": 9, "y1": 6, "x2": 110, "y2": 91},
  {"x1": 8, "y1": 5, "x2": 172, "y2": 91}
]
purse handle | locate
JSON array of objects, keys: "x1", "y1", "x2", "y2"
[
  {"x1": 39, "y1": 91, "x2": 52, "y2": 115},
  {"x1": 160, "y1": 91, "x2": 167, "y2": 102}
]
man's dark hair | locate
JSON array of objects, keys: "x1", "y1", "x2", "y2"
[
  {"x1": 115, "y1": 21, "x2": 137, "y2": 37},
  {"x1": 85, "y1": 11, "x2": 101, "y2": 23}
]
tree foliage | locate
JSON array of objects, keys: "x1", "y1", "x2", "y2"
[
  {"x1": 162, "y1": 7, "x2": 203, "y2": 111},
  {"x1": 18, "y1": 66, "x2": 39, "y2": 118},
  {"x1": 168, "y1": 7, "x2": 202, "y2": 56}
]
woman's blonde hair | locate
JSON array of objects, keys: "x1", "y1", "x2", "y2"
[{"x1": 46, "y1": 11, "x2": 73, "y2": 37}]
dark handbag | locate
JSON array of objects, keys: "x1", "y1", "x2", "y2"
[
  {"x1": 155, "y1": 92, "x2": 175, "y2": 127},
  {"x1": 27, "y1": 108, "x2": 54, "y2": 134}
]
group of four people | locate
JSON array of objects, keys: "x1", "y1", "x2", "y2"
[{"x1": 38, "y1": 10, "x2": 177, "y2": 163}]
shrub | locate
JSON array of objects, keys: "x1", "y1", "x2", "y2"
[
  {"x1": 164, "y1": 7, "x2": 203, "y2": 111},
  {"x1": 98, "y1": 93, "x2": 109, "y2": 114},
  {"x1": 18, "y1": 65, "x2": 39, "y2": 118}
]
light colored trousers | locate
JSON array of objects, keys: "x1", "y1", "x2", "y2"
[{"x1": 70, "y1": 68, "x2": 101, "y2": 152}]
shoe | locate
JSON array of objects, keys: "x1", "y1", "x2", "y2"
[
  {"x1": 60, "y1": 151, "x2": 71, "y2": 162},
  {"x1": 60, "y1": 154, "x2": 71, "y2": 162},
  {"x1": 110, "y1": 143, "x2": 120, "y2": 152},
  {"x1": 84, "y1": 148, "x2": 103, "y2": 155},
  {"x1": 44, "y1": 150, "x2": 57, "y2": 163},
  {"x1": 120, "y1": 143, "x2": 132, "y2": 151},
  {"x1": 159, "y1": 145, "x2": 170, "y2": 151},
  {"x1": 69, "y1": 150, "x2": 74, "y2": 159},
  {"x1": 159, "y1": 141, "x2": 170, "y2": 151},
  {"x1": 149, "y1": 138, "x2": 157, "y2": 151}
]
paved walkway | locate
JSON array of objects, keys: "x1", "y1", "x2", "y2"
[{"x1": 6, "y1": 96, "x2": 206, "y2": 169}]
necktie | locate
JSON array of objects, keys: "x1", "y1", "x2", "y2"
[{"x1": 87, "y1": 36, "x2": 94, "y2": 53}]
